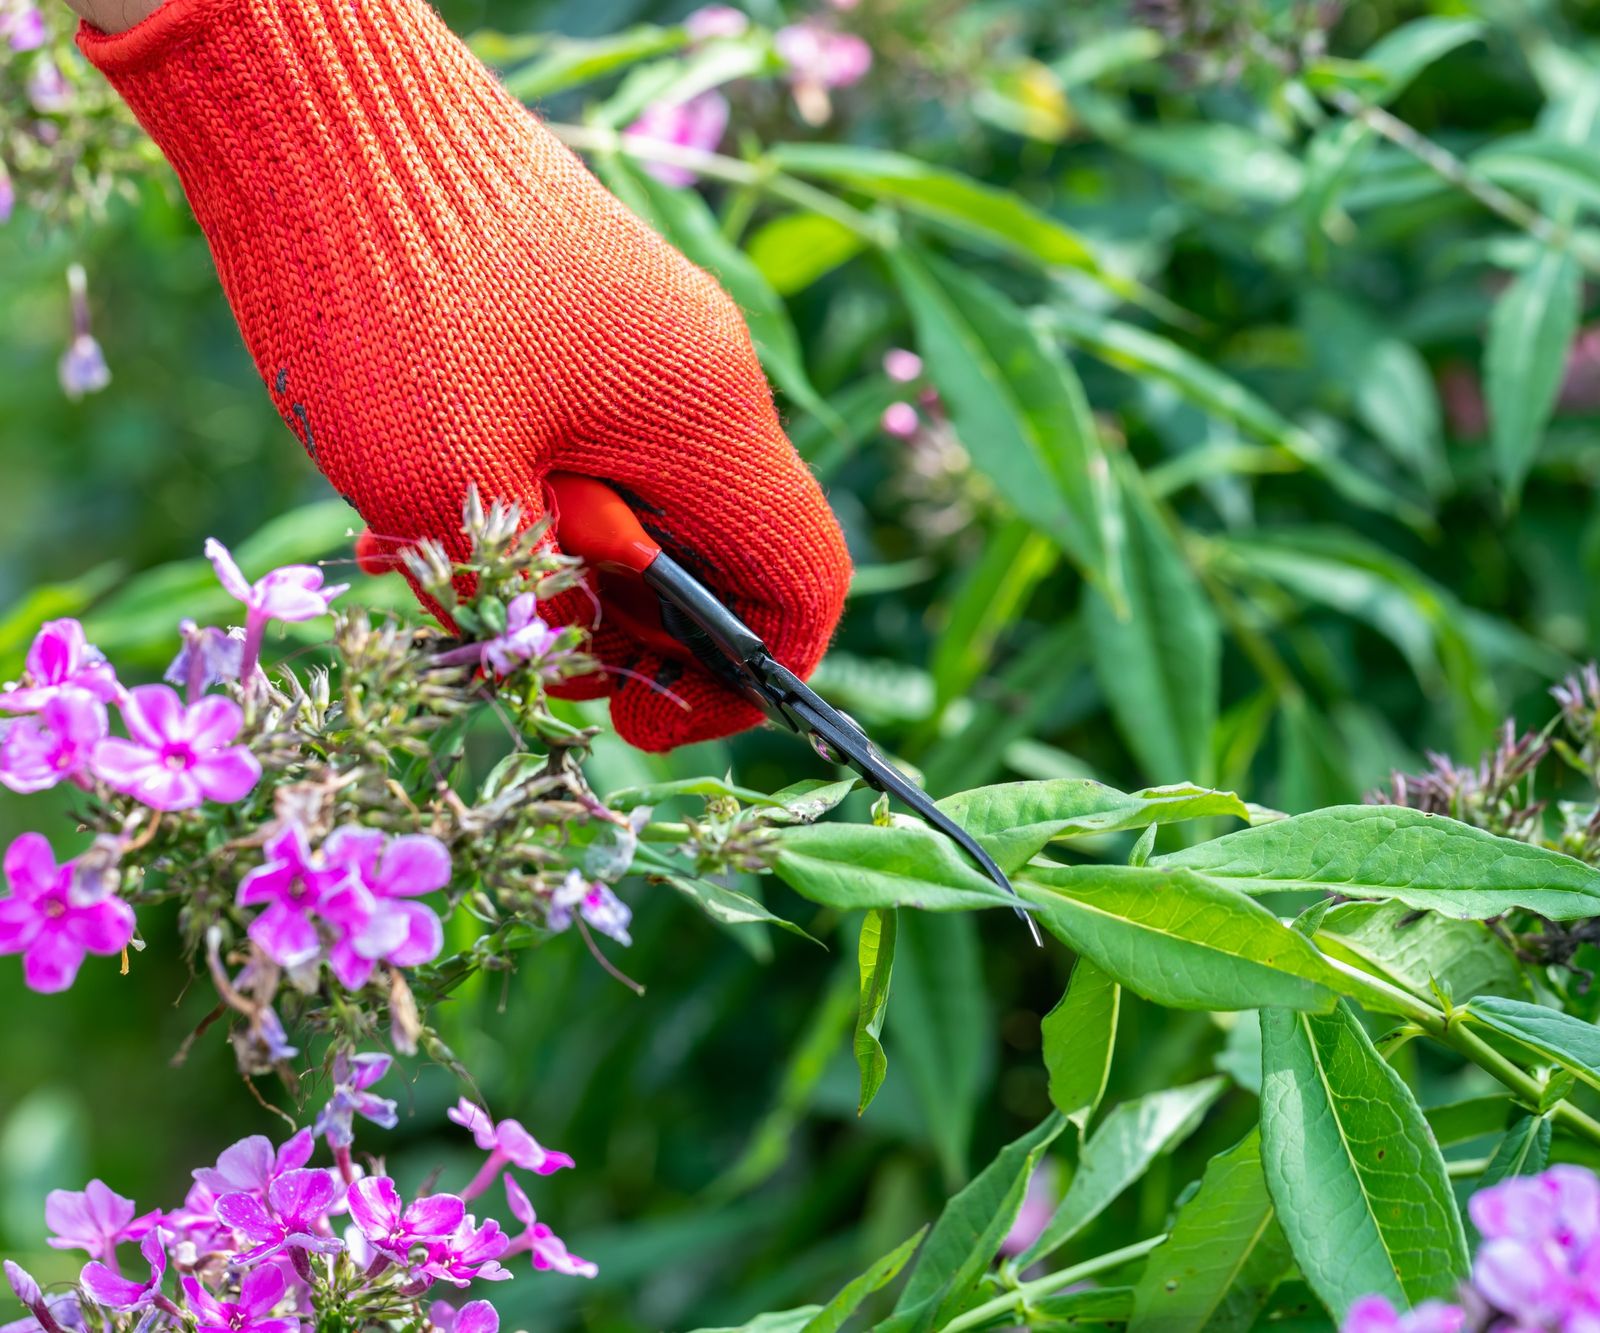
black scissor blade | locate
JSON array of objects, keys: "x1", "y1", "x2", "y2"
[{"x1": 782, "y1": 692, "x2": 1043, "y2": 947}]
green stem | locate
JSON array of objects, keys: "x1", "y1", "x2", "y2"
[{"x1": 939, "y1": 1235, "x2": 1167, "y2": 1333}]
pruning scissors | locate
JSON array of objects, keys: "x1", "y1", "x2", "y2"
[{"x1": 546, "y1": 472, "x2": 1042, "y2": 947}]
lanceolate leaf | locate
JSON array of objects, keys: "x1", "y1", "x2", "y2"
[
  {"x1": 1130, "y1": 1130, "x2": 1292, "y2": 1333},
  {"x1": 885, "y1": 1113, "x2": 1067, "y2": 1332},
  {"x1": 1479, "y1": 1113, "x2": 1552, "y2": 1193},
  {"x1": 1156, "y1": 806, "x2": 1600, "y2": 920},
  {"x1": 886, "y1": 245, "x2": 1120, "y2": 600},
  {"x1": 1085, "y1": 461, "x2": 1219, "y2": 785},
  {"x1": 773, "y1": 822, "x2": 1026, "y2": 913},
  {"x1": 663, "y1": 876, "x2": 820, "y2": 945},
  {"x1": 1484, "y1": 243, "x2": 1582, "y2": 503},
  {"x1": 1260, "y1": 1002, "x2": 1469, "y2": 1313},
  {"x1": 854, "y1": 909, "x2": 896, "y2": 1115},
  {"x1": 801, "y1": 1227, "x2": 926, "y2": 1333},
  {"x1": 1317, "y1": 901, "x2": 1529, "y2": 1003},
  {"x1": 1018, "y1": 1079, "x2": 1226, "y2": 1268},
  {"x1": 1467, "y1": 996, "x2": 1600, "y2": 1093},
  {"x1": 1042, "y1": 958, "x2": 1119, "y2": 1134},
  {"x1": 1019, "y1": 865, "x2": 1342, "y2": 1013},
  {"x1": 939, "y1": 778, "x2": 1248, "y2": 876}
]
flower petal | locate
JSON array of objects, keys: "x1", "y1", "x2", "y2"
[
  {"x1": 118, "y1": 685, "x2": 185, "y2": 751},
  {"x1": 248, "y1": 904, "x2": 321, "y2": 969},
  {"x1": 66, "y1": 897, "x2": 135, "y2": 956},
  {"x1": 323, "y1": 827, "x2": 385, "y2": 881},
  {"x1": 186, "y1": 695, "x2": 244, "y2": 750},
  {"x1": 402, "y1": 1194, "x2": 465, "y2": 1241},
  {"x1": 3, "y1": 833, "x2": 57, "y2": 900},
  {"x1": 377, "y1": 835, "x2": 452, "y2": 898},
  {"x1": 204, "y1": 539, "x2": 253, "y2": 603},
  {"x1": 24, "y1": 930, "x2": 86, "y2": 992},
  {"x1": 198, "y1": 1135, "x2": 275, "y2": 1194},
  {"x1": 89, "y1": 738, "x2": 158, "y2": 791},
  {"x1": 347, "y1": 1177, "x2": 402, "y2": 1237},
  {"x1": 193, "y1": 747, "x2": 262, "y2": 806},
  {"x1": 238, "y1": 1262, "x2": 286, "y2": 1316},
  {"x1": 215, "y1": 1192, "x2": 280, "y2": 1243},
  {"x1": 454, "y1": 1301, "x2": 498, "y2": 1333},
  {"x1": 79, "y1": 1263, "x2": 148, "y2": 1309},
  {"x1": 502, "y1": 1175, "x2": 534, "y2": 1228},
  {"x1": 385, "y1": 901, "x2": 443, "y2": 968}
]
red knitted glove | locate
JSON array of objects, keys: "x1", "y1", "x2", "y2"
[{"x1": 78, "y1": 0, "x2": 851, "y2": 752}]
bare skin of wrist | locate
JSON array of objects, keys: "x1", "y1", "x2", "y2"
[{"x1": 64, "y1": 0, "x2": 165, "y2": 35}]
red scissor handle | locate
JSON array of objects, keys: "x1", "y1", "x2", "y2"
[{"x1": 545, "y1": 472, "x2": 663, "y2": 576}]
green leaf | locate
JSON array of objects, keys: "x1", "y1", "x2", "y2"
[
  {"x1": 890, "y1": 913, "x2": 991, "y2": 1187},
  {"x1": 1029, "y1": 1289, "x2": 1136, "y2": 1324},
  {"x1": 0, "y1": 561, "x2": 123, "y2": 678},
  {"x1": 746, "y1": 212, "x2": 868, "y2": 296},
  {"x1": 1119, "y1": 124, "x2": 1305, "y2": 205},
  {"x1": 663, "y1": 876, "x2": 820, "y2": 945},
  {"x1": 499, "y1": 24, "x2": 688, "y2": 100},
  {"x1": 773, "y1": 822, "x2": 1028, "y2": 913},
  {"x1": 886, "y1": 246, "x2": 1120, "y2": 598},
  {"x1": 1333, "y1": 17, "x2": 1484, "y2": 105},
  {"x1": 801, "y1": 1227, "x2": 926, "y2": 1333},
  {"x1": 1479, "y1": 1113, "x2": 1552, "y2": 1191},
  {"x1": 608, "y1": 776, "x2": 785, "y2": 809},
  {"x1": 1156, "y1": 806, "x2": 1600, "y2": 920},
  {"x1": 1475, "y1": 136, "x2": 1600, "y2": 216},
  {"x1": 1041, "y1": 959, "x2": 1119, "y2": 1134},
  {"x1": 1467, "y1": 996, "x2": 1600, "y2": 1092},
  {"x1": 888, "y1": 1113, "x2": 1067, "y2": 1330},
  {"x1": 1019, "y1": 865, "x2": 1342, "y2": 1013},
  {"x1": 1129, "y1": 1130, "x2": 1292, "y2": 1333},
  {"x1": 689, "y1": 1310, "x2": 823, "y2": 1333},
  {"x1": 1260, "y1": 1002, "x2": 1470, "y2": 1313},
  {"x1": 940, "y1": 778, "x2": 1248, "y2": 877},
  {"x1": 1018, "y1": 1079, "x2": 1225, "y2": 1267},
  {"x1": 1045, "y1": 307, "x2": 1429, "y2": 527},
  {"x1": 593, "y1": 36, "x2": 772, "y2": 128},
  {"x1": 772, "y1": 143, "x2": 1132, "y2": 294},
  {"x1": 1484, "y1": 243, "x2": 1582, "y2": 503},
  {"x1": 767, "y1": 778, "x2": 861, "y2": 824},
  {"x1": 1425, "y1": 1094, "x2": 1515, "y2": 1146},
  {"x1": 1317, "y1": 902, "x2": 1528, "y2": 1003},
  {"x1": 854, "y1": 909, "x2": 896, "y2": 1115},
  {"x1": 1085, "y1": 462, "x2": 1218, "y2": 785},
  {"x1": 615, "y1": 160, "x2": 839, "y2": 433}
]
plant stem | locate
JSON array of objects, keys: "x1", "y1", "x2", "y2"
[{"x1": 939, "y1": 1235, "x2": 1167, "y2": 1333}]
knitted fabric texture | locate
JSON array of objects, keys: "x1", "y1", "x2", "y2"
[{"x1": 78, "y1": 0, "x2": 851, "y2": 751}]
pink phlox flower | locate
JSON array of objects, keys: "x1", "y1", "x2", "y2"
[
  {"x1": 93, "y1": 685, "x2": 260, "y2": 812},
  {"x1": 448, "y1": 1098, "x2": 574, "y2": 1177},
  {"x1": 4, "y1": 1261, "x2": 84, "y2": 1333},
  {"x1": 501, "y1": 1176, "x2": 596, "y2": 1280},
  {"x1": 180, "y1": 1267, "x2": 299, "y2": 1333},
  {"x1": 1468, "y1": 1165, "x2": 1600, "y2": 1329},
  {"x1": 428, "y1": 1301, "x2": 497, "y2": 1333},
  {"x1": 57, "y1": 335, "x2": 108, "y2": 399},
  {"x1": 237, "y1": 825, "x2": 345, "y2": 971},
  {"x1": 312, "y1": 1051, "x2": 397, "y2": 1149},
  {"x1": 160, "y1": 1181, "x2": 232, "y2": 1263},
  {"x1": 80, "y1": 1231, "x2": 166, "y2": 1311},
  {"x1": 482, "y1": 594, "x2": 565, "y2": 678},
  {"x1": 0, "y1": 620, "x2": 119, "y2": 714},
  {"x1": 347, "y1": 1178, "x2": 465, "y2": 1266},
  {"x1": 774, "y1": 21, "x2": 871, "y2": 88},
  {"x1": 1471, "y1": 1164, "x2": 1600, "y2": 1253},
  {"x1": 26, "y1": 59, "x2": 71, "y2": 114},
  {"x1": 883, "y1": 348, "x2": 923, "y2": 382},
  {"x1": 1, "y1": 1, "x2": 47, "y2": 52},
  {"x1": 320, "y1": 827, "x2": 449, "y2": 990},
  {"x1": 165, "y1": 621, "x2": 245, "y2": 699},
  {"x1": 193, "y1": 1129, "x2": 315, "y2": 1202},
  {"x1": 1000, "y1": 1160, "x2": 1059, "y2": 1258},
  {"x1": 0, "y1": 835, "x2": 135, "y2": 994},
  {"x1": 880, "y1": 402, "x2": 919, "y2": 440},
  {"x1": 45, "y1": 1181, "x2": 158, "y2": 1265},
  {"x1": 1340, "y1": 1296, "x2": 1465, "y2": 1333},
  {"x1": 421, "y1": 1216, "x2": 511, "y2": 1287},
  {"x1": 0, "y1": 165, "x2": 12, "y2": 228},
  {"x1": 546, "y1": 870, "x2": 632, "y2": 947},
  {"x1": 0, "y1": 691, "x2": 107, "y2": 794},
  {"x1": 683, "y1": 5, "x2": 746, "y2": 40},
  {"x1": 216, "y1": 1169, "x2": 342, "y2": 1263},
  {"x1": 622, "y1": 93, "x2": 730, "y2": 189},
  {"x1": 205, "y1": 538, "x2": 347, "y2": 680}
]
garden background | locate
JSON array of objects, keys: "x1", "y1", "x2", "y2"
[{"x1": 5, "y1": 0, "x2": 1600, "y2": 1327}]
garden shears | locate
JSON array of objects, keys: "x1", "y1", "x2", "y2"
[{"x1": 546, "y1": 472, "x2": 1042, "y2": 946}]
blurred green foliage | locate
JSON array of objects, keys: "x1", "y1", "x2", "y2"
[{"x1": 10, "y1": 0, "x2": 1600, "y2": 1328}]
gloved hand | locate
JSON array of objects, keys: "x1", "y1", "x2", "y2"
[{"x1": 78, "y1": 0, "x2": 851, "y2": 751}]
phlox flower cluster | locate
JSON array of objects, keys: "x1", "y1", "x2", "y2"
[
  {"x1": 1343, "y1": 1165, "x2": 1600, "y2": 1333},
  {"x1": 2, "y1": 1074, "x2": 595, "y2": 1333}
]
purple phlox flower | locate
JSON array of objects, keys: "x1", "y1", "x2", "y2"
[
  {"x1": 92, "y1": 685, "x2": 260, "y2": 813},
  {"x1": 482, "y1": 594, "x2": 563, "y2": 678},
  {"x1": 204, "y1": 538, "x2": 347, "y2": 678},
  {"x1": 194, "y1": 1129, "x2": 314, "y2": 1201},
  {"x1": 0, "y1": 835, "x2": 135, "y2": 994},
  {"x1": 80, "y1": 1231, "x2": 166, "y2": 1311},
  {"x1": 5, "y1": 1261, "x2": 87, "y2": 1333},
  {"x1": 58, "y1": 335, "x2": 109, "y2": 400},
  {"x1": 883, "y1": 348, "x2": 923, "y2": 382},
  {"x1": 0, "y1": 691, "x2": 107, "y2": 794},
  {"x1": 1000, "y1": 1160, "x2": 1059, "y2": 1258},
  {"x1": 312, "y1": 1051, "x2": 397, "y2": 1149},
  {"x1": 237, "y1": 825, "x2": 344, "y2": 970},
  {"x1": 1466, "y1": 1165, "x2": 1600, "y2": 1328},
  {"x1": 448, "y1": 1303, "x2": 497, "y2": 1333},
  {"x1": 1340, "y1": 1296, "x2": 1465, "y2": 1333},
  {"x1": 45, "y1": 1181, "x2": 158, "y2": 1264},
  {"x1": 27, "y1": 58, "x2": 71, "y2": 113},
  {"x1": 501, "y1": 1176, "x2": 596, "y2": 1280},
  {"x1": 1, "y1": 0, "x2": 47, "y2": 52},
  {"x1": 216, "y1": 1168, "x2": 342, "y2": 1264},
  {"x1": 180, "y1": 1266, "x2": 299, "y2": 1333},
  {"x1": 545, "y1": 870, "x2": 632, "y2": 947},
  {"x1": 881, "y1": 402, "x2": 920, "y2": 440},
  {"x1": 1471, "y1": 1164, "x2": 1600, "y2": 1253},
  {"x1": 320, "y1": 827, "x2": 449, "y2": 991},
  {"x1": 0, "y1": 164, "x2": 13, "y2": 227},
  {"x1": 421, "y1": 1216, "x2": 510, "y2": 1288},
  {"x1": 160, "y1": 1182, "x2": 232, "y2": 1264},
  {"x1": 165, "y1": 621, "x2": 245, "y2": 701},
  {"x1": 0, "y1": 620, "x2": 119, "y2": 714},
  {"x1": 622, "y1": 93, "x2": 730, "y2": 189},
  {"x1": 347, "y1": 1178, "x2": 465, "y2": 1266},
  {"x1": 449, "y1": 1098, "x2": 574, "y2": 1196},
  {"x1": 774, "y1": 21, "x2": 869, "y2": 124},
  {"x1": 684, "y1": 5, "x2": 746, "y2": 39}
]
